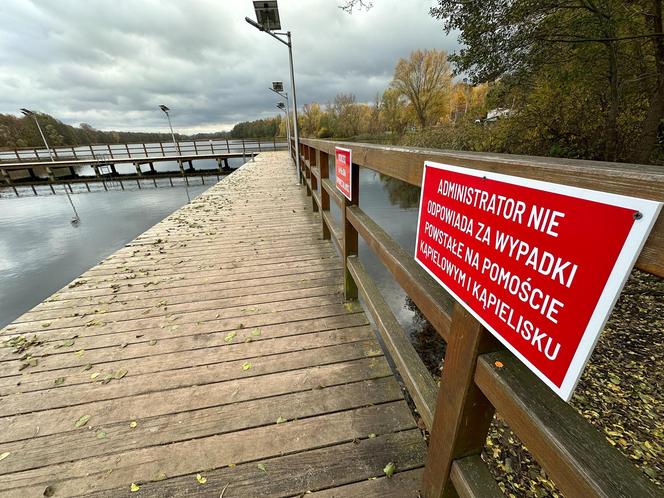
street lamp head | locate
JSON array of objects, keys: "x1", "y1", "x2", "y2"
[
  {"x1": 251, "y1": 1, "x2": 281, "y2": 31},
  {"x1": 20, "y1": 108, "x2": 35, "y2": 117},
  {"x1": 245, "y1": 16, "x2": 264, "y2": 31},
  {"x1": 159, "y1": 105, "x2": 170, "y2": 113},
  {"x1": 272, "y1": 81, "x2": 284, "y2": 92}
]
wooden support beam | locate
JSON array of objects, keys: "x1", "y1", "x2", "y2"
[
  {"x1": 342, "y1": 161, "x2": 360, "y2": 301},
  {"x1": 319, "y1": 150, "x2": 331, "y2": 240},
  {"x1": 421, "y1": 303, "x2": 501, "y2": 498}
]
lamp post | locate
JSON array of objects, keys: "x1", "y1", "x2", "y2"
[
  {"x1": 270, "y1": 82, "x2": 292, "y2": 159},
  {"x1": 159, "y1": 105, "x2": 190, "y2": 203},
  {"x1": 245, "y1": 1, "x2": 302, "y2": 184},
  {"x1": 275, "y1": 102, "x2": 291, "y2": 158},
  {"x1": 20, "y1": 108, "x2": 80, "y2": 224},
  {"x1": 158, "y1": 105, "x2": 181, "y2": 155}
]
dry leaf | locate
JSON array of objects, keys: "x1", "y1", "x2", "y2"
[{"x1": 75, "y1": 415, "x2": 91, "y2": 428}]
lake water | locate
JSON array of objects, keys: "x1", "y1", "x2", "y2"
[{"x1": 0, "y1": 154, "x2": 442, "y2": 365}]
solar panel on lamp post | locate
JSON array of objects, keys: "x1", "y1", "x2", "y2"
[
  {"x1": 270, "y1": 82, "x2": 292, "y2": 159},
  {"x1": 245, "y1": 1, "x2": 302, "y2": 185}
]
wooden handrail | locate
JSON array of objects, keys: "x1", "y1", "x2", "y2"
[
  {"x1": 301, "y1": 138, "x2": 664, "y2": 278},
  {"x1": 475, "y1": 351, "x2": 658, "y2": 497},
  {"x1": 297, "y1": 139, "x2": 663, "y2": 498}
]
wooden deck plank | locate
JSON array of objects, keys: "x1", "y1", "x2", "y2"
[
  {"x1": 0, "y1": 326, "x2": 377, "y2": 390},
  {"x1": 0, "y1": 403, "x2": 416, "y2": 496},
  {"x1": 80, "y1": 431, "x2": 426, "y2": 498},
  {"x1": 0, "y1": 152, "x2": 424, "y2": 497}
]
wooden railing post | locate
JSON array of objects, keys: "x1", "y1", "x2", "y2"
[
  {"x1": 318, "y1": 150, "x2": 331, "y2": 240},
  {"x1": 342, "y1": 160, "x2": 360, "y2": 301},
  {"x1": 422, "y1": 302, "x2": 501, "y2": 498},
  {"x1": 310, "y1": 145, "x2": 318, "y2": 212},
  {"x1": 303, "y1": 146, "x2": 312, "y2": 197}
]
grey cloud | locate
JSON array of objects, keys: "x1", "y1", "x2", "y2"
[{"x1": 0, "y1": 0, "x2": 459, "y2": 133}]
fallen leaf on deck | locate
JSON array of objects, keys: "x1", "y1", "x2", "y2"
[
  {"x1": 276, "y1": 416, "x2": 286, "y2": 424},
  {"x1": 90, "y1": 372, "x2": 100, "y2": 380},
  {"x1": 196, "y1": 473, "x2": 207, "y2": 484},
  {"x1": 74, "y1": 350, "x2": 85, "y2": 357},
  {"x1": 242, "y1": 362, "x2": 252, "y2": 371},
  {"x1": 155, "y1": 472, "x2": 167, "y2": 481},
  {"x1": 383, "y1": 462, "x2": 396, "y2": 478},
  {"x1": 130, "y1": 483, "x2": 140, "y2": 492},
  {"x1": 251, "y1": 328, "x2": 261, "y2": 337},
  {"x1": 115, "y1": 369, "x2": 128, "y2": 379},
  {"x1": 96, "y1": 431, "x2": 107, "y2": 439},
  {"x1": 224, "y1": 331, "x2": 237, "y2": 342},
  {"x1": 149, "y1": 340, "x2": 157, "y2": 346},
  {"x1": 257, "y1": 463, "x2": 267, "y2": 474},
  {"x1": 83, "y1": 364, "x2": 92, "y2": 371},
  {"x1": 368, "y1": 433, "x2": 377, "y2": 438},
  {"x1": 0, "y1": 452, "x2": 10, "y2": 462},
  {"x1": 130, "y1": 421, "x2": 138, "y2": 428},
  {"x1": 43, "y1": 485, "x2": 55, "y2": 497},
  {"x1": 75, "y1": 415, "x2": 91, "y2": 428},
  {"x1": 494, "y1": 361, "x2": 504, "y2": 369},
  {"x1": 54, "y1": 377, "x2": 65, "y2": 385},
  {"x1": 41, "y1": 322, "x2": 51, "y2": 328}
]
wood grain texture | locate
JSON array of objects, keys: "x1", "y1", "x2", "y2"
[
  {"x1": 302, "y1": 138, "x2": 664, "y2": 277},
  {"x1": 0, "y1": 152, "x2": 423, "y2": 497}
]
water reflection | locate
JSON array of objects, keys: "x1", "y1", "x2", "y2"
[{"x1": 0, "y1": 182, "x2": 212, "y2": 328}]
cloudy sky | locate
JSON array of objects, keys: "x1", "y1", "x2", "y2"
[{"x1": 0, "y1": 0, "x2": 458, "y2": 133}]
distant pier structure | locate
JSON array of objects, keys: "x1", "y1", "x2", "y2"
[{"x1": 0, "y1": 138, "x2": 286, "y2": 195}]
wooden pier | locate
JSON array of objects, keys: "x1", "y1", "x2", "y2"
[{"x1": 0, "y1": 152, "x2": 425, "y2": 497}]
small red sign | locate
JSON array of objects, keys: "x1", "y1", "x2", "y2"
[
  {"x1": 415, "y1": 161, "x2": 661, "y2": 400},
  {"x1": 335, "y1": 147, "x2": 352, "y2": 201}
]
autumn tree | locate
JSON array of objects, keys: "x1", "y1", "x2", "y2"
[
  {"x1": 391, "y1": 49, "x2": 452, "y2": 129},
  {"x1": 430, "y1": 0, "x2": 664, "y2": 163},
  {"x1": 380, "y1": 88, "x2": 408, "y2": 134}
]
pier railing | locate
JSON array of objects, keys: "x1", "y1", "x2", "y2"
[
  {"x1": 0, "y1": 137, "x2": 286, "y2": 163},
  {"x1": 294, "y1": 138, "x2": 663, "y2": 498}
]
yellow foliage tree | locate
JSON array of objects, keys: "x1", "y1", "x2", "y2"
[{"x1": 392, "y1": 49, "x2": 452, "y2": 128}]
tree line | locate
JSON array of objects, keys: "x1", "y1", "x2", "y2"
[{"x1": 0, "y1": 113, "x2": 191, "y2": 150}]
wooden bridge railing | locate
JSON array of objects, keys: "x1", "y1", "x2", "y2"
[
  {"x1": 0, "y1": 137, "x2": 287, "y2": 163},
  {"x1": 293, "y1": 137, "x2": 663, "y2": 498}
]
